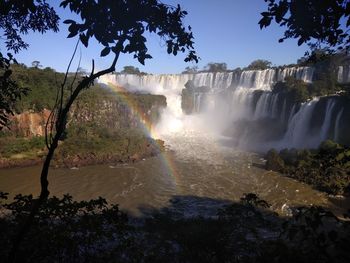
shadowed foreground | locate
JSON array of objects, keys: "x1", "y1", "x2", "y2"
[{"x1": 1, "y1": 193, "x2": 349, "y2": 263}]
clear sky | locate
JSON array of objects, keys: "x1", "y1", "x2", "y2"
[{"x1": 1, "y1": 0, "x2": 309, "y2": 74}]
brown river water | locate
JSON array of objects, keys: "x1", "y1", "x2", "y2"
[{"x1": 0, "y1": 132, "x2": 347, "y2": 217}]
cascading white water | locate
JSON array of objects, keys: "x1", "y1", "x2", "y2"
[
  {"x1": 320, "y1": 100, "x2": 337, "y2": 141},
  {"x1": 338, "y1": 65, "x2": 350, "y2": 83},
  {"x1": 281, "y1": 99, "x2": 319, "y2": 148},
  {"x1": 334, "y1": 109, "x2": 344, "y2": 141},
  {"x1": 99, "y1": 66, "x2": 346, "y2": 150}
]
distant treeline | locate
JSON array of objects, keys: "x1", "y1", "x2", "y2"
[{"x1": 181, "y1": 50, "x2": 350, "y2": 74}]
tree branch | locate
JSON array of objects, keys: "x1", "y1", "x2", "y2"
[{"x1": 9, "y1": 51, "x2": 120, "y2": 263}]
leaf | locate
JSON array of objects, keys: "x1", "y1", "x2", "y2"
[
  {"x1": 297, "y1": 38, "x2": 304, "y2": 46},
  {"x1": 100, "y1": 47, "x2": 111, "y2": 57},
  {"x1": 63, "y1": 19, "x2": 75, "y2": 24},
  {"x1": 138, "y1": 56, "x2": 145, "y2": 65},
  {"x1": 67, "y1": 31, "x2": 78, "y2": 38},
  {"x1": 80, "y1": 34, "x2": 89, "y2": 47}
]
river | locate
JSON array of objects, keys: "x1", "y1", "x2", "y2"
[{"x1": 1, "y1": 129, "x2": 343, "y2": 217}]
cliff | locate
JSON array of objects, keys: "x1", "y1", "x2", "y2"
[
  {"x1": 0, "y1": 65, "x2": 167, "y2": 168},
  {"x1": 7, "y1": 90, "x2": 166, "y2": 138}
]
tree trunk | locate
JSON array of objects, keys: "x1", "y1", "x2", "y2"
[{"x1": 8, "y1": 53, "x2": 120, "y2": 262}]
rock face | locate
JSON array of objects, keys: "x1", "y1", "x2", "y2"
[
  {"x1": 181, "y1": 80, "x2": 211, "y2": 114},
  {"x1": 6, "y1": 93, "x2": 166, "y2": 137},
  {"x1": 9, "y1": 109, "x2": 51, "y2": 137},
  {"x1": 70, "y1": 93, "x2": 166, "y2": 131},
  {"x1": 0, "y1": 92, "x2": 167, "y2": 168}
]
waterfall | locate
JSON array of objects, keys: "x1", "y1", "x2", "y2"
[
  {"x1": 277, "y1": 67, "x2": 314, "y2": 83},
  {"x1": 99, "y1": 65, "x2": 347, "y2": 150},
  {"x1": 334, "y1": 109, "x2": 344, "y2": 141},
  {"x1": 254, "y1": 92, "x2": 272, "y2": 120},
  {"x1": 319, "y1": 100, "x2": 337, "y2": 141},
  {"x1": 282, "y1": 99, "x2": 319, "y2": 148},
  {"x1": 280, "y1": 99, "x2": 287, "y2": 122},
  {"x1": 338, "y1": 65, "x2": 350, "y2": 83}
]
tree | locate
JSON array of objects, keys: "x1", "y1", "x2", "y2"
[
  {"x1": 259, "y1": 0, "x2": 350, "y2": 52},
  {"x1": 31, "y1": 60, "x2": 41, "y2": 68},
  {"x1": 9, "y1": 0, "x2": 198, "y2": 261},
  {"x1": 0, "y1": 0, "x2": 59, "y2": 129},
  {"x1": 182, "y1": 65, "x2": 198, "y2": 74},
  {"x1": 120, "y1": 65, "x2": 141, "y2": 74},
  {"x1": 0, "y1": 0, "x2": 59, "y2": 53},
  {"x1": 246, "y1": 59, "x2": 272, "y2": 70},
  {"x1": 0, "y1": 53, "x2": 28, "y2": 129},
  {"x1": 204, "y1": 62, "x2": 227, "y2": 72}
]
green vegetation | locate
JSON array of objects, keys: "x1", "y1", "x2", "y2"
[
  {"x1": 270, "y1": 51, "x2": 350, "y2": 103},
  {"x1": 0, "y1": 55, "x2": 29, "y2": 129},
  {"x1": 272, "y1": 77, "x2": 316, "y2": 103},
  {"x1": 0, "y1": 192, "x2": 349, "y2": 262},
  {"x1": 55, "y1": 126, "x2": 163, "y2": 167},
  {"x1": 0, "y1": 65, "x2": 166, "y2": 168},
  {"x1": 203, "y1": 62, "x2": 227, "y2": 72},
  {"x1": 245, "y1": 59, "x2": 272, "y2": 70},
  {"x1": 75, "y1": 85, "x2": 166, "y2": 122},
  {"x1": 0, "y1": 136, "x2": 46, "y2": 159},
  {"x1": 119, "y1": 65, "x2": 148, "y2": 75},
  {"x1": 266, "y1": 140, "x2": 350, "y2": 195},
  {"x1": 10, "y1": 64, "x2": 72, "y2": 112},
  {"x1": 6, "y1": 64, "x2": 166, "y2": 115},
  {"x1": 0, "y1": 127, "x2": 163, "y2": 168},
  {"x1": 272, "y1": 76, "x2": 343, "y2": 104}
]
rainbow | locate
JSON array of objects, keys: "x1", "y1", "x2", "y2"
[{"x1": 102, "y1": 82, "x2": 180, "y2": 187}]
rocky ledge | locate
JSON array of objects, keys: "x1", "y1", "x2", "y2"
[{"x1": 0, "y1": 138, "x2": 164, "y2": 169}]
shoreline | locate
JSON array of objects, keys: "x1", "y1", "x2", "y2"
[{"x1": 0, "y1": 143, "x2": 164, "y2": 169}]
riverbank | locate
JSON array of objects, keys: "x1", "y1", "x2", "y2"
[
  {"x1": 265, "y1": 140, "x2": 350, "y2": 196},
  {"x1": 0, "y1": 131, "x2": 165, "y2": 169}
]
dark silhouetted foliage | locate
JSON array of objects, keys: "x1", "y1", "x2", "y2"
[
  {"x1": 0, "y1": 0, "x2": 59, "y2": 129},
  {"x1": 0, "y1": 0, "x2": 59, "y2": 53},
  {"x1": 61, "y1": 0, "x2": 198, "y2": 64},
  {"x1": 7, "y1": 2, "x2": 198, "y2": 259},
  {"x1": 1, "y1": 192, "x2": 349, "y2": 262},
  {"x1": 260, "y1": 0, "x2": 350, "y2": 52},
  {"x1": 0, "y1": 54, "x2": 28, "y2": 130}
]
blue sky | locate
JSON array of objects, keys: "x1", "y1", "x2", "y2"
[{"x1": 1, "y1": 0, "x2": 309, "y2": 74}]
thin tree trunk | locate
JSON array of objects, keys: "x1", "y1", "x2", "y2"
[
  {"x1": 8, "y1": 145, "x2": 56, "y2": 262},
  {"x1": 8, "y1": 53, "x2": 120, "y2": 263}
]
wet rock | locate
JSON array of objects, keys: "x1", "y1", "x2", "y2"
[{"x1": 281, "y1": 203, "x2": 293, "y2": 216}]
